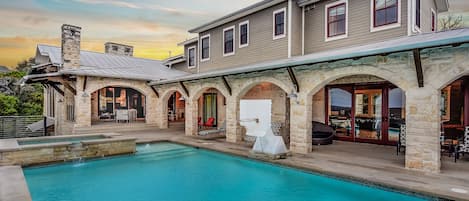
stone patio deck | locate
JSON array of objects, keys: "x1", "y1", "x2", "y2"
[{"x1": 2, "y1": 128, "x2": 469, "y2": 201}]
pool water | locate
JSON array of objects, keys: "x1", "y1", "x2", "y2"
[
  {"x1": 24, "y1": 143, "x2": 431, "y2": 201},
  {"x1": 18, "y1": 136, "x2": 106, "y2": 145}
]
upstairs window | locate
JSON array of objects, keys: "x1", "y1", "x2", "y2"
[
  {"x1": 239, "y1": 21, "x2": 249, "y2": 48},
  {"x1": 431, "y1": 9, "x2": 436, "y2": 31},
  {"x1": 273, "y1": 8, "x2": 286, "y2": 39},
  {"x1": 415, "y1": 0, "x2": 421, "y2": 28},
  {"x1": 188, "y1": 46, "x2": 196, "y2": 68},
  {"x1": 373, "y1": 0, "x2": 398, "y2": 27},
  {"x1": 223, "y1": 26, "x2": 235, "y2": 56},
  {"x1": 112, "y1": 46, "x2": 118, "y2": 51},
  {"x1": 200, "y1": 35, "x2": 210, "y2": 61},
  {"x1": 327, "y1": 3, "x2": 346, "y2": 38}
]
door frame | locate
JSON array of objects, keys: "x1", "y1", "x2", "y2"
[{"x1": 325, "y1": 82, "x2": 397, "y2": 146}]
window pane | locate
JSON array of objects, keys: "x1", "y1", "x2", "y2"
[
  {"x1": 201, "y1": 38, "x2": 209, "y2": 59},
  {"x1": 188, "y1": 49, "x2": 195, "y2": 66},
  {"x1": 329, "y1": 88, "x2": 353, "y2": 138},
  {"x1": 240, "y1": 24, "x2": 248, "y2": 45},
  {"x1": 224, "y1": 29, "x2": 234, "y2": 54},
  {"x1": 375, "y1": 0, "x2": 386, "y2": 10},
  {"x1": 375, "y1": 9, "x2": 386, "y2": 26},
  {"x1": 275, "y1": 11, "x2": 284, "y2": 36},
  {"x1": 337, "y1": 6, "x2": 345, "y2": 16},
  {"x1": 337, "y1": 20, "x2": 346, "y2": 35},
  {"x1": 387, "y1": 6, "x2": 398, "y2": 24},
  {"x1": 386, "y1": 0, "x2": 397, "y2": 6}
]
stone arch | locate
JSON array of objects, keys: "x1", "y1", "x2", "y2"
[
  {"x1": 189, "y1": 85, "x2": 230, "y2": 103},
  {"x1": 87, "y1": 81, "x2": 152, "y2": 98},
  {"x1": 303, "y1": 66, "x2": 411, "y2": 98},
  {"x1": 157, "y1": 86, "x2": 188, "y2": 129},
  {"x1": 235, "y1": 76, "x2": 293, "y2": 99}
]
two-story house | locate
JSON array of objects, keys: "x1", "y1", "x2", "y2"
[{"x1": 24, "y1": 0, "x2": 469, "y2": 173}]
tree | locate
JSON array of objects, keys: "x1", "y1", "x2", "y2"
[
  {"x1": 439, "y1": 14, "x2": 464, "y2": 31},
  {"x1": 16, "y1": 57, "x2": 35, "y2": 73},
  {"x1": 0, "y1": 94, "x2": 19, "y2": 116}
]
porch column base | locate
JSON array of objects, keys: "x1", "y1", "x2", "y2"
[
  {"x1": 405, "y1": 88, "x2": 441, "y2": 173},
  {"x1": 225, "y1": 98, "x2": 243, "y2": 143},
  {"x1": 289, "y1": 94, "x2": 313, "y2": 154}
]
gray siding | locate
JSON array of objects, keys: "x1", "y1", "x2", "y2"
[
  {"x1": 417, "y1": 0, "x2": 437, "y2": 33},
  {"x1": 304, "y1": 0, "x2": 409, "y2": 54},
  {"x1": 291, "y1": 2, "x2": 303, "y2": 56},
  {"x1": 198, "y1": 2, "x2": 289, "y2": 73}
]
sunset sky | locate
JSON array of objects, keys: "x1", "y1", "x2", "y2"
[{"x1": 0, "y1": 0, "x2": 468, "y2": 69}]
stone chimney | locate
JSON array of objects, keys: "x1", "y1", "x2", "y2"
[
  {"x1": 61, "y1": 24, "x2": 81, "y2": 70},
  {"x1": 104, "y1": 42, "x2": 133, "y2": 57}
]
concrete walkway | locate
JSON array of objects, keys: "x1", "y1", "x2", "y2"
[{"x1": 120, "y1": 128, "x2": 469, "y2": 201}]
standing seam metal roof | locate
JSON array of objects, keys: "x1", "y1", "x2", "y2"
[{"x1": 36, "y1": 45, "x2": 189, "y2": 81}]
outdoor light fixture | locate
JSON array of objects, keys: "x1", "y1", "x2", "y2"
[
  {"x1": 287, "y1": 91, "x2": 299, "y2": 104},
  {"x1": 82, "y1": 92, "x2": 89, "y2": 97},
  {"x1": 179, "y1": 96, "x2": 185, "y2": 101}
]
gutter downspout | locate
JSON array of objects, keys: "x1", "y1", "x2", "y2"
[
  {"x1": 288, "y1": 0, "x2": 293, "y2": 58},
  {"x1": 302, "y1": 6, "x2": 305, "y2": 56}
]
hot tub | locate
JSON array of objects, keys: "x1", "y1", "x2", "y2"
[{"x1": 0, "y1": 134, "x2": 136, "y2": 166}]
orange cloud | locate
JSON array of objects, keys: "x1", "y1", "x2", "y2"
[{"x1": 0, "y1": 36, "x2": 184, "y2": 69}]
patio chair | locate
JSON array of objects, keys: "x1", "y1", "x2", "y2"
[
  {"x1": 203, "y1": 117, "x2": 215, "y2": 128},
  {"x1": 115, "y1": 109, "x2": 129, "y2": 123},
  {"x1": 455, "y1": 126, "x2": 469, "y2": 162},
  {"x1": 396, "y1": 124, "x2": 406, "y2": 155}
]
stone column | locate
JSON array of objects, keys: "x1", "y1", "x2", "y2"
[
  {"x1": 405, "y1": 87, "x2": 441, "y2": 173},
  {"x1": 225, "y1": 97, "x2": 243, "y2": 143},
  {"x1": 144, "y1": 94, "x2": 158, "y2": 125},
  {"x1": 156, "y1": 98, "x2": 168, "y2": 129},
  {"x1": 185, "y1": 99, "x2": 198, "y2": 136},
  {"x1": 74, "y1": 76, "x2": 91, "y2": 128},
  {"x1": 289, "y1": 93, "x2": 313, "y2": 154}
]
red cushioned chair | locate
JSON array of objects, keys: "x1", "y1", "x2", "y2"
[{"x1": 203, "y1": 117, "x2": 215, "y2": 128}]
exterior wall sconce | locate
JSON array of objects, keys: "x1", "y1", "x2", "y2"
[
  {"x1": 179, "y1": 96, "x2": 185, "y2": 101},
  {"x1": 287, "y1": 92, "x2": 299, "y2": 104}
]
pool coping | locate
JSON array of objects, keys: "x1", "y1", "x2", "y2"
[
  {"x1": 142, "y1": 139, "x2": 466, "y2": 201},
  {"x1": 0, "y1": 133, "x2": 132, "y2": 152},
  {"x1": 0, "y1": 166, "x2": 32, "y2": 201}
]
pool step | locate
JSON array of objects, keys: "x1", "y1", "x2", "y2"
[{"x1": 136, "y1": 148, "x2": 196, "y2": 160}]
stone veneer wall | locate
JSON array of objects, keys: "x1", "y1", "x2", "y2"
[{"x1": 0, "y1": 139, "x2": 136, "y2": 167}]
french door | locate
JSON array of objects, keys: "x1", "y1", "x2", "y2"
[{"x1": 326, "y1": 83, "x2": 405, "y2": 145}]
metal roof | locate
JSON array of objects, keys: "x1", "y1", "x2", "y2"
[
  {"x1": 188, "y1": 0, "x2": 285, "y2": 33},
  {"x1": 150, "y1": 28, "x2": 469, "y2": 85},
  {"x1": 36, "y1": 45, "x2": 189, "y2": 81}
]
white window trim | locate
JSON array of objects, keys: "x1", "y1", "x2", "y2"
[
  {"x1": 187, "y1": 46, "x2": 196, "y2": 69},
  {"x1": 223, "y1": 26, "x2": 236, "y2": 57},
  {"x1": 431, "y1": 8, "x2": 436, "y2": 32},
  {"x1": 324, "y1": 0, "x2": 348, "y2": 42},
  {"x1": 411, "y1": 0, "x2": 422, "y2": 33},
  {"x1": 370, "y1": 0, "x2": 402, "y2": 33},
  {"x1": 200, "y1": 34, "x2": 210, "y2": 62},
  {"x1": 239, "y1": 20, "x2": 249, "y2": 48},
  {"x1": 273, "y1": 7, "x2": 287, "y2": 40}
]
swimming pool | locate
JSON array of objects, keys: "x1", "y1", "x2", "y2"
[{"x1": 24, "y1": 143, "x2": 431, "y2": 201}]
